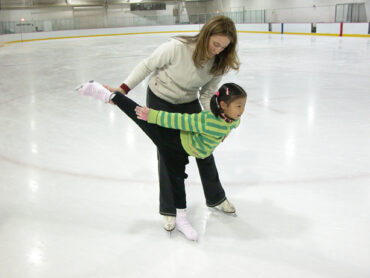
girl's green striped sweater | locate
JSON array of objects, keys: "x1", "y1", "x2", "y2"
[{"x1": 148, "y1": 109, "x2": 240, "y2": 159}]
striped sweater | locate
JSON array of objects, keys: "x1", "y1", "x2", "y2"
[{"x1": 148, "y1": 109, "x2": 240, "y2": 159}]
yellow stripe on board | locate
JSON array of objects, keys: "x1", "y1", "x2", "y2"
[
  {"x1": 342, "y1": 34, "x2": 370, "y2": 37},
  {"x1": 283, "y1": 32, "x2": 316, "y2": 36},
  {"x1": 2, "y1": 29, "x2": 369, "y2": 45},
  {"x1": 238, "y1": 31, "x2": 271, "y2": 34},
  {"x1": 277, "y1": 32, "x2": 370, "y2": 37},
  {"x1": 314, "y1": 33, "x2": 341, "y2": 37},
  {"x1": 3, "y1": 30, "x2": 198, "y2": 44},
  {"x1": 285, "y1": 32, "x2": 370, "y2": 37}
]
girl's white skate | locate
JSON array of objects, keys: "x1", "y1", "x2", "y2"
[
  {"x1": 76, "y1": 80, "x2": 113, "y2": 103},
  {"x1": 176, "y1": 210, "x2": 198, "y2": 241}
]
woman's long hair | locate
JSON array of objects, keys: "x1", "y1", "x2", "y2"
[
  {"x1": 176, "y1": 16, "x2": 240, "y2": 76},
  {"x1": 210, "y1": 83, "x2": 247, "y2": 119}
]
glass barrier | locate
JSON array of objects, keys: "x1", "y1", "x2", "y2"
[{"x1": 0, "y1": 10, "x2": 265, "y2": 35}]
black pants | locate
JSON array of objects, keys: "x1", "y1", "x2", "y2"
[
  {"x1": 111, "y1": 91, "x2": 189, "y2": 178},
  {"x1": 146, "y1": 87, "x2": 226, "y2": 216}
]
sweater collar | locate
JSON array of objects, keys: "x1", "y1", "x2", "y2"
[{"x1": 220, "y1": 113, "x2": 235, "y2": 123}]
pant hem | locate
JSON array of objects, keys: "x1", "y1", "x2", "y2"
[
  {"x1": 207, "y1": 196, "x2": 227, "y2": 207},
  {"x1": 160, "y1": 211, "x2": 177, "y2": 217}
]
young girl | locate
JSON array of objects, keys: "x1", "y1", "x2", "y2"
[{"x1": 77, "y1": 80, "x2": 247, "y2": 241}]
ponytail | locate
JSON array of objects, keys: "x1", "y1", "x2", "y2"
[{"x1": 210, "y1": 94, "x2": 223, "y2": 118}]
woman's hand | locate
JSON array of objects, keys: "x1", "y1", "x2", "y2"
[
  {"x1": 103, "y1": 85, "x2": 126, "y2": 94},
  {"x1": 135, "y1": 106, "x2": 150, "y2": 121}
]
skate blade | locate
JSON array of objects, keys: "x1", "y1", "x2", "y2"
[
  {"x1": 164, "y1": 226, "x2": 175, "y2": 233},
  {"x1": 75, "y1": 84, "x2": 83, "y2": 91},
  {"x1": 176, "y1": 230, "x2": 199, "y2": 242},
  {"x1": 164, "y1": 228, "x2": 174, "y2": 238}
]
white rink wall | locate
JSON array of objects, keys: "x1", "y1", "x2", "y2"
[
  {"x1": 316, "y1": 23, "x2": 341, "y2": 34},
  {"x1": 343, "y1": 22, "x2": 369, "y2": 35},
  {"x1": 1, "y1": 22, "x2": 369, "y2": 44},
  {"x1": 236, "y1": 23, "x2": 269, "y2": 32},
  {"x1": 284, "y1": 23, "x2": 312, "y2": 33},
  {"x1": 1, "y1": 24, "x2": 202, "y2": 43}
]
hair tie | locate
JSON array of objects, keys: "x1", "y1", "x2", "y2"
[
  {"x1": 214, "y1": 91, "x2": 220, "y2": 108},
  {"x1": 226, "y1": 88, "x2": 229, "y2": 96}
]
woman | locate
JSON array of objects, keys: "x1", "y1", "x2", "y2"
[{"x1": 105, "y1": 16, "x2": 240, "y2": 237}]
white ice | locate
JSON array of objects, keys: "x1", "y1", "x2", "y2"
[{"x1": 0, "y1": 33, "x2": 369, "y2": 278}]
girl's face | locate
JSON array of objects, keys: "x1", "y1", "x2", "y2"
[
  {"x1": 221, "y1": 96, "x2": 247, "y2": 120},
  {"x1": 208, "y1": 34, "x2": 230, "y2": 57}
]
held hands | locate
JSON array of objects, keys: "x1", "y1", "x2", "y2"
[
  {"x1": 103, "y1": 85, "x2": 126, "y2": 94},
  {"x1": 98, "y1": 84, "x2": 149, "y2": 120},
  {"x1": 135, "y1": 106, "x2": 150, "y2": 121}
]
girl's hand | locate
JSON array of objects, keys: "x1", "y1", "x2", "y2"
[
  {"x1": 103, "y1": 85, "x2": 126, "y2": 94},
  {"x1": 135, "y1": 106, "x2": 150, "y2": 121}
]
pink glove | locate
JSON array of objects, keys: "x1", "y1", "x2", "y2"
[{"x1": 135, "y1": 106, "x2": 150, "y2": 121}]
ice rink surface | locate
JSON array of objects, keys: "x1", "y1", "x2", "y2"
[{"x1": 0, "y1": 32, "x2": 369, "y2": 278}]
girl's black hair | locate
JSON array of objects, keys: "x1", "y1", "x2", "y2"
[{"x1": 210, "y1": 83, "x2": 247, "y2": 119}]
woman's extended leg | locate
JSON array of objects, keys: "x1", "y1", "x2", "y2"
[
  {"x1": 78, "y1": 81, "x2": 188, "y2": 219},
  {"x1": 78, "y1": 81, "x2": 160, "y2": 142}
]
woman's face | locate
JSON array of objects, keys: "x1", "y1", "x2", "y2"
[{"x1": 208, "y1": 34, "x2": 231, "y2": 57}]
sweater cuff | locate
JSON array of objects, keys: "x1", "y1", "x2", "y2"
[
  {"x1": 120, "y1": 83, "x2": 131, "y2": 94},
  {"x1": 147, "y1": 109, "x2": 159, "y2": 124}
]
